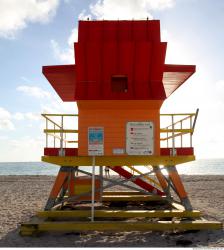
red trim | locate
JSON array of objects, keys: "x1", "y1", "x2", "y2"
[
  {"x1": 44, "y1": 148, "x2": 78, "y2": 156},
  {"x1": 160, "y1": 147, "x2": 194, "y2": 156},
  {"x1": 111, "y1": 166, "x2": 164, "y2": 196}
]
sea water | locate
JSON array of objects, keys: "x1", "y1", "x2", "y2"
[{"x1": 0, "y1": 159, "x2": 223, "y2": 176}]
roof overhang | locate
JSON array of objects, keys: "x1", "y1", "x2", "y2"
[
  {"x1": 163, "y1": 64, "x2": 196, "y2": 97},
  {"x1": 42, "y1": 65, "x2": 76, "y2": 102}
]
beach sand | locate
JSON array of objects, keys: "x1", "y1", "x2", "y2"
[{"x1": 0, "y1": 175, "x2": 223, "y2": 247}]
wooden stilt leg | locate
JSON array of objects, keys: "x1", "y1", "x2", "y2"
[
  {"x1": 166, "y1": 166, "x2": 192, "y2": 210},
  {"x1": 45, "y1": 166, "x2": 71, "y2": 210},
  {"x1": 153, "y1": 166, "x2": 168, "y2": 193},
  {"x1": 69, "y1": 169, "x2": 75, "y2": 196}
]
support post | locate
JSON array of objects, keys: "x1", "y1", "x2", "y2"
[
  {"x1": 153, "y1": 166, "x2": 169, "y2": 194},
  {"x1": 91, "y1": 156, "x2": 95, "y2": 222},
  {"x1": 45, "y1": 166, "x2": 72, "y2": 210},
  {"x1": 166, "y1": 165, "x2": 192, "y2": 210},
  {"x1": 99, "y1": 166, "x2": 103, "y2": 202}
]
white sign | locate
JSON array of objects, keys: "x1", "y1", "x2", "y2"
[
  {"x1": 88, "y1": 127, "x2": 104, "y2": 156},
  {"x1": 126, "y1": 121, "x2": 154, "y2": 155},
  {"x1": 113, "y1": 148, "x2": 125, "y2": 155}
]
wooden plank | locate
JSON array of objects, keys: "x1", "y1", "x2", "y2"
[
  {"x1": 41, "y1": 155, "x2": 195, "y2": 166},
  {"x1": 37, "y1": 209, "x2": 202, "y2": 218},
  {"x1": 44, "y1": 129, "x2": 78, "y2": 133},
  {"x1": 103, "y1": 191, "x2": 145, "y2": 195},
  {"x1": 102, "y1": 195, "x2": 165, "y2": 202},
  {"x1": 21, "y1": 220, "x2": 223, "y2": 233}
]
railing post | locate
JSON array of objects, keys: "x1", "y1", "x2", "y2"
[
  {"x1": 171, "y1": 115, "x2": 175, "y2": 155},
  {"x1": 91, "y1": 156, "x2": 96, "y2": 222},
  {"x1": 59, "y1": 115, "x2": 64, "y2": 156},
  {"x1": 54, "y1": 124, "x2": 56, "y2": 148},
  {"x1": 166, "y1": 131, "x2": 169, "y2": 148},
  {"x1": 190, "y1": 116, "x2": 192, "y2": 147},
  {"x1": 180, "y1": 120, "x2": 183, "y2": 148},
  {"x1": 46, "y1": 118, "x2": 48, "y2": 148}
]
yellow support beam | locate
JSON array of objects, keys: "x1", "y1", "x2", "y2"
[
  {"x1": 102, "y1": 195, "x2": 165, "y2": 202},
  {"x1": 20, "y1": 220, "x2": 222, "y2": 235},
  {"x1": 126, "y1": 166, "x2": 161, "y2": 188},
  {"x1": 44, "y1": 129, "x2": 78, "y2": 133},
  {"x1": 160, "y1": 129, "x2": 193, "y2": 133},
  {"x1": 41, "y1": 155, "x2": 195, "y2": 166},
  {"x1": 37, "y1": 210, "x2": 202, "y2": 218},
  {"x1": 160, "y1": 113, "x2": 196, "y2": 116},
  {"x1": 42, "y1": 114, "x2": 78, "y2": 117},
  {"x1": 103, "y1": 191, "x2": 145, "y2": 195}
]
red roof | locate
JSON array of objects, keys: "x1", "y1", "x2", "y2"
[
  {"x1": 163, "y1": 64, "x2": 196, "y2": 97},
  {"x1": 43, "y1": 20, "x2": 196, "y2": 102},
  {"x1": 43, "y1": 65, "x2": 76, "y2": 101}
]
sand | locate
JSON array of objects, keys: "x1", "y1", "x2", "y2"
[{"x1": 0, "y1": 174, "x2": 223, "y2": 247}]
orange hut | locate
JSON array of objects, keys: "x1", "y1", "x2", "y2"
[{"x1": 20, "y1": 20, "x2": 222, "y2": 235}]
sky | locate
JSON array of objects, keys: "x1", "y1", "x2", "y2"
[{"x1": 0, "y1": 0, "x2": 224, "y2": 161}]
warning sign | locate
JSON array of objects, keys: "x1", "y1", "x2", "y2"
[
  {"x1": 88, "y1": 127, "x2": 104, "y2": 156},
  {"x1": 126, "y1": 122, "x2": 154, "y2": 155}
]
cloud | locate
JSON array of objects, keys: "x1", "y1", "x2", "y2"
[
  {"x1": 4, "y1": 136, "x2": 44, "y2": 162},
  {"x1": 0, "y1": 0, "x2": 60, "y2": 39},
  {"x1": 51, "y1": 0, "x2": 175, "y2": 64},
  {"x1": 0, "y1": 107, "x2": 15, "y2": 130},
  {"x1": 88, "y1": 0, "x2": 175, "y2": 20},
  {"x1": 13, "y1": 112, "x2": 40, "y2": 121},
  {"x1": 17, "y1": 85, "x2": 52, "y2": 99},
  {"x1": 51, "y1": 27, "x2": 77, "y2": 64}
]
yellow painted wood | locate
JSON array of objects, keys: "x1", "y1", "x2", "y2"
[
  {"x1": 126, "y1": 166, "x2": 161, "y2": 187},
  {"x1": 160, "y1": 113, "x2": 195, "y2": 116},
  {"x1": 103, "y1": 191, "x2": 145, "y2": 195},
  {"x1": 102, "y1": 195, "x2": 165, "y2": 202},
  {"x1": 42, "y1": 114, "x2": 78, "y2": 117},
  {"x1": 74, "y1": 185, "x2": 91, "y2": 194},
  {"x1": 44, "y1": 129, "x2": 78, "y2": 134},
  {"x1": 37, "y1": 210, "x2": 202, "y2": 218},
  {"x1": 160, "y1": 131, "x2": 190, "y2": 141},
  {"x1": 160, "y1": 129, "x2": 193, "y2": 133},
  {"x1": 41, "y1": 155, "x2": 195, "y2": 166},
  {"x1": 21, "y1": 220, "x2": 223, "y2": 232}
]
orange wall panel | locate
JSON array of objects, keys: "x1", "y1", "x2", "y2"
[{"x1": 77, "y1": 100, "x2": 162, "y2": 156}]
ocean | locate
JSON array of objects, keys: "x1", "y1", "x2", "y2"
[{"x1": 0, "y1": 159, "x2": 223, "y2": 176}]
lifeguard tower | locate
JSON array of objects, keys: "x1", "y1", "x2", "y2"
[{"x1": 20, "y1": 19, "x2": 222, "y2": 235}]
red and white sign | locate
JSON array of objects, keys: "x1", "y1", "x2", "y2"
[{"x1": 126, "y1": 122, "x2": 154, "y2": 155}]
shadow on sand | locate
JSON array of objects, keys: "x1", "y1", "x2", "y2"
[{"x1": 0, "y1": 226, "x2": 223, "y2": 247}]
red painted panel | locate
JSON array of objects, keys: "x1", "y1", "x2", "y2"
[
  {"x1": 160, "y1": 147, "x2": 194, "y2": 156},
  {"x1": 108, "y1": 42, "x2": 134, "y2": 100},
  {"x1": 150, "y1": 42, "x2": 167, "y2": 99},
  {"x1": 149, "y1": 20, "x2": 161, "y2": 42},
  {"x1": 102, "y1": 21, "x2": 117, "y2": 42},
  {"x1": 118, "y1": 21, "x2": 132, "y2": 41},
  {"x1": 163, "y1": 64, "x2": 196, "y2": 97},
  {"x1": 88, "y1": 21, "x2": 103, "y2": 42},
  {"x1": 74, "y1": 43, "x2": 86, "y2": 99},
  {"x1": 86, "y1": 42, "x2": 101, "y2": 99},
  {"x1": 119, "y1": 42, "x2": 134, "y2": 98},
  {"x1": 44, "y1": 148, "x2": 78, "y2": 156},
  {"x1": 134, "y1": 42, "x2": 152, "y2": 99},
  {"x1": 102, "y1": 42, "x2": 117, "y2": 97},
  {"x1": 42, "y1": 65, "x2": 76, "y2": 101},
  {"x1": 43, "y1": 20, "x2": 196, "y2": 101},
  {"x1": 133, "y1": 21, "x2": 148, "y2": 42},
  {"x1": 111, "y1": 166, "x2": 164, "y2": 195},
  {"x1": 78, "y1": 21, "x2": 89, "y2": 42}
]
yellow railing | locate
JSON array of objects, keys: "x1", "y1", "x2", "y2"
[
  {"x1": 160, "y1": 109, "x2": 199, "y2": 152},
  {"x1": 42, "y1": 109, "x2": 199, "y2": 156},
  {"x1": 42, "y1": 114, "x2": 78, "y2": 155}
]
